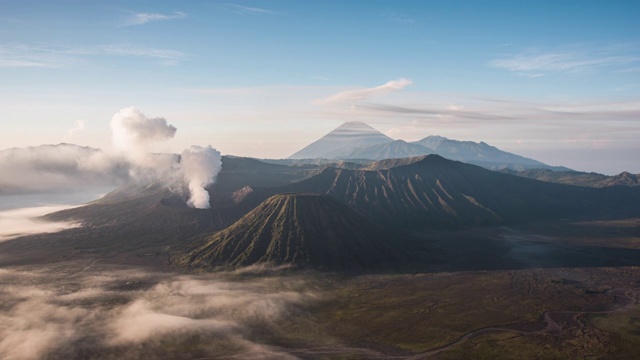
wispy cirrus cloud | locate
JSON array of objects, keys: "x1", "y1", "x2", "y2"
[
  {"x1": 388, "y1": 13, "x2": 416, "y2": 24},
  {"x1": 91, "y1": 44, "x2": 188, "y2": 64},
  {"x1": 0, "y1": 43, "x2": 188, "y2": 68},
  {"x1": 123, "y1": 11, "x2": 187, "y2": 26},
  {"x1": 316, "y1": 78, "x2": 413, "y2": 105},
  {"x1": 359, "y1": 95, "x2": 640, "y2": 123},
  {"x1": 0, "y1": 44, "x2": 71, "y2": 68},
  {"x1": 490, "y1": 45, "x2": 640, "y2": 77},
  {"x1": 217, "y1": 4, "x2": 280, "y2": 15}
]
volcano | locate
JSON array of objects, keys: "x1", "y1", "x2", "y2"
[{"x1": 174, "y1": 193, "x2": 411, "y2": 269}]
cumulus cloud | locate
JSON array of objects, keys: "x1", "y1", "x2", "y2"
[
  {"x1": 0, "y1": 266, "x2": 316, "y2": 360},
  {"x1": 66, "y1": 120, "x2": 86, "y2": 139},
  {"x1": 180, "y1": 145, "x2": 222, "y2": 209},
  {"x1": 110, "y1": 107, "x2": 180, "y2": 181},
  {"x1": 317, "y1": 78, "x2": 412, "y2": 105},
  {"x1": 111, "y1": 107, "x2": 177, "y2": 154}
]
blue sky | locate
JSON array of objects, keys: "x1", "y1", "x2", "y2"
[{"x1": 1, "y1": 0, "x2": 639, "y2": 174}]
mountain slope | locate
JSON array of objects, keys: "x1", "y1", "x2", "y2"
[
  {"x1": 174, "y1": 194, "x2": 410, "y2": 269},
  {"x1": 29, "y1": 156, "x2": 319, "y2": 257},
  {"x1": 214, "y1": 156, "x2": 319, "y2": 193},
  {"x1": 248, "y1": 155, "x2": 640, "y2": 229},
  {"x1": 412, "y1": 136, "x2": 569, "y2": 171},
  {"x1": 345, "y1": 140, "x2": 434, "y2": 160},
  {"x1": 288, "y1": 121, "x2": 393, "y2": 159}
]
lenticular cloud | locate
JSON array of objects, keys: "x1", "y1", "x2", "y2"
[{"x1": 180, "y1": 146, "x2": 222, "y2": 209}]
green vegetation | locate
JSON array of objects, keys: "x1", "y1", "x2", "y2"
[{"x1": 308, "y1": 267, "x2": 640, "y2": 358}]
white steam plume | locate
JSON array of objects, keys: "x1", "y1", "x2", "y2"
[
  {"x1": 180, "y1": 145, "x2": 222, "y2": 209},
  {"x1": 110, "y1": 107, "x2": 179, "y2": 182},
  {"x1": 110, "y1": 107, "x2": 177, "y2": 164},
  {"x1": 111, "y1": 107, "x2": 177, "y2": 152}
]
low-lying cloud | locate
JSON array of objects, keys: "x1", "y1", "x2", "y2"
[
  {"x1": 0, "y1": 205, "x2": 80, "y2": 241},
  {"x1": 0, "y1": 144, "x2": 130, "y2": 195},
  {"x1": 0, "y1": 265, "x2": 316, "y2": 360}
]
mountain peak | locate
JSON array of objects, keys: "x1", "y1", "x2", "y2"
[
  {"x1": 329, "y1": 121, "x2": 389, "y2": 136},
  {"x1": 336, "y1": 121, "x2": 376, "y2": 129},
  {"x1": 288, "y1": 122, "x2": 393, "y2": 159},
  {"x1": 339, "y1": 121, "x2": 369, "y2": 127}
]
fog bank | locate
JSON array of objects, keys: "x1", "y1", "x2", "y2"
[
  {"x1": 0, "y1": 265, "x2": 318, "y2": 359},
  {"x1": 0, "y1": 205, "x2": 80, "y2": 242}
]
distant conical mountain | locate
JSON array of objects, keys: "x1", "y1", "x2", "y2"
[
  {"x1": 288, "y1": 121, "x2": 568, "y2": 171},
  {"x1": 174, "y1": 194, "x2": 410, "y2": 269},
  {"x1": 288, "y1": 121, "x2": 393, "y2": 159}
]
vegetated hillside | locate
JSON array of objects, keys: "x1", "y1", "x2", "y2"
[
  {"x1": 247, "y1": 155, "x2": 640, "y2": 229},
  {"x1": 174, "y1": 194, "x2": 413, "y2": 269},
  {"x1": 500, "y1": 168, "x2": 640, "y2": 188},
  {"x1": 289, "y1": 121, "x2": 393, "y2": 159}
]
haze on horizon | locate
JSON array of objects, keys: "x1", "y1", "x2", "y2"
[{"x1": 1, "y1": 0, "x2": 639, "y2": 175}]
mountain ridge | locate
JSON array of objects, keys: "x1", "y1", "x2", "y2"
[
  {"x1": 287, "y1": 121, "x2": 569, "y2": 171},
  {"x1": 247, "y1": 154, "x2": 640, "y2": 229}
]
